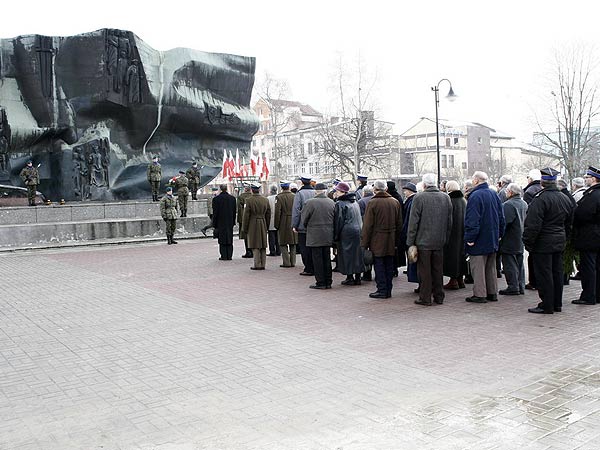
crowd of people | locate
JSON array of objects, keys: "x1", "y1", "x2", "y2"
[{"x1": 161, "y1": 163, "x2": 600, "y2": 315}]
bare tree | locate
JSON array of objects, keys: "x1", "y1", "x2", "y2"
[
  {"x1": 254, "y1": 72, "x2": 293, "y2": 180},
  {"x1": 534, "y1": 45, "x2": 600, "y2": 181},
  {"x1": 315, "y1": 54, "x2": 394, "y2": 180}
]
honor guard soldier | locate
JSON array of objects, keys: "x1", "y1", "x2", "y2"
[
  {"x1": 186, "y1": 162, "x2": 201, "y2": 200},
  {"x1": 19, "y1": 160, "x2": 39, "y2": 206},
  {"x1": 171, "y1": 171, "x2": 189, "y2": 217},
  {"x1": 160, "y1": 186, "x2": 178, "y2": 245},
  {"x1": 147, "y1": 156, "x2": 162, "y2": 201}
]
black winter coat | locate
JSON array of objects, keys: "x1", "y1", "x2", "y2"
[
  {"x1": 523, "y1": 180, "x2": 542, "y2": 204},
  {"x1": 572, "y1": 183, "x2": 600, "y2": 251},
  {"x1": 443, "y1": 190, "x2": 467, "y2": 278},
  {"x1": 523, "y1": 186, "x2": 574, "y2": 253},
  {"x1": 212, "y1": 192, "x2": 237, "y2": 245},
  {"x1": 499, "y1": 195, "x2": 527, "y2": 254}
]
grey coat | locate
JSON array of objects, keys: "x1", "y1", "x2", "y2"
[
  {"x1": 499, "y1": 194, "x2": 527, "y2": 254},
  {"x1": 334, "y1": 194, "x2": 365, "y2": 275},
  {"x1": 406, "y1": 186, "x2": 453, "y2": 250},
  {"x1": 292, "y1": 185, "x2": 316, "y2": 233},
  {"x1": 301, "y1": 193, "x2": 335, "y2": 247}
]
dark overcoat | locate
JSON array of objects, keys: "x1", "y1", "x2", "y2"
[
  {"x1": 242, "y1": 193, "x2": 271, "y2": 249},
  {"x1": 444, "y1": 190, "x2": 467, "y2": 277},
  {"x1": 361, "y1": 191, "x2": 402, "y2": 257},
  {"x1": 212, "y1": 191, "x2": 237, "y2": 245},
  {"x1": 274, "y1": 190, "x2": 298, "y2": 245},
  {"x1": 498, "y1": 194, "x2": 527, "y2": 254},
  {"x1": 571, "y1": 183, "x2": 600, "y2": 251},
  {"x1": 334, "y1": 193, "x2": 365, "y2": 275},
  {"x1": 464, "y1": 182, "x2": 505, "y2": 255}
]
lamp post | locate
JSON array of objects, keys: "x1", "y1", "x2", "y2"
[{"x1": 431, "y1": 79, "x2": 457, "y2": 185}]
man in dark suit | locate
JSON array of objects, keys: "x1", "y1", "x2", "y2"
[{"x1": 211, "y1": 184, "x2": 237, "y2": 260}]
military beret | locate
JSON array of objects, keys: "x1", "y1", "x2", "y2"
[
  {"x1": 540, "y1": 167, "x2": 560, "y2": 181},
  {"x1": 586, "y1": 165, "x2": 600, "y2": 179}
]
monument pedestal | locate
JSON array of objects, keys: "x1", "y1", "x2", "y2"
[{"x1": 0, "y1": 199, "x2": 211, "y2": 249}]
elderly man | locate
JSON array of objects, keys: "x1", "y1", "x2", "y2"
[
  {"x1": 464, "y1": 171, "x2": 506, "y2": 304},
  {"x1": 361, "y1": 179, "x2": 403, "y2": 299},
  {"x1": 292, "y1": 176, "x2": 316, "y2": 276},
  {"x1": 524, "y1": 168, "x2": 574, "y2": 313},
  {"x1": 301, "y1": 183, "x2": 335, "y2": 289},
  {"x1": 358, "y1": 185, "x2": 374, "y2": 216},
  {"x1": 498, "y1": 183, "x2": 528, "y2": 295},
  {"x1": 572, "y1": 177, "x2": 587, "y2": 203},
  {"x1": 497, "y1": 175, "x2": 513, "y2": 203},
  {"x1": 523, "y1": 169, "x2": 543, "y2": 290},
  {"x1": 211, "y1": 184, "x2": 237, "y2": 260},
  {"x1": 406, "y1": 174, "x2": 453, "y2": 305},
  {"x1": 572, "y1": 166, "x2": 600, "y2": 306}
]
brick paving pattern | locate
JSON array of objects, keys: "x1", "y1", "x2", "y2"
[{"x1": 1, "y1": 239, "x2": 600, "y2": 449}]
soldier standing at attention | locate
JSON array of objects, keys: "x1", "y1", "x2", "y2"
[
  {"x1": 274, "y1": 180, "x2": 298, "y2": 268},
  {"x1": 242, "y1": 182, "x2": 271, "y2": 270},
  {"x1": 147, "y1": 156, "x2": 162, "y2": 201},
  {"x1": 160, "y1": 186, "x2": 178, "y2": 245},
  {"x1": 237, "y1": 183, "x2": 253, "y2": 258},
  {"x1": 171, "y1": 171, "x2": 189, "y2": 217},
  {"x1": 20, "y1": 160, "x2": 39, "y2": 206},
  {"x1": 186, "y1": 162, "x2": 201, "y2": 200}
]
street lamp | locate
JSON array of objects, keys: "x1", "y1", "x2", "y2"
[{"x1": 432, "y1": 79, "x2": 457, "y2": 185}]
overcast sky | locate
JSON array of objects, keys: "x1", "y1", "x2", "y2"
[{"x1": 3, "y1": 0, "x2": 599, "y2": 142}]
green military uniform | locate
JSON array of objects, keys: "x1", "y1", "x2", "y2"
[
  {"x1": 242, "y1": 190, "x2": 271, "y2": 270},
  {"x1": 147, "y1": 160, "x2": 162, "y2": 201},
  {"x1": 19, "y1": 163, "x2": 39, "y2": 206},
  {"x1": 159, "y1": 190, "x2": 178, "y2": 244},
  {"x1": 237, "y1": 188, "x2": 253, "y2": 257},
  {"x1": 274, "y1": 189, "x2": 298, "y2": 267},
  {"x1": 185, "y1": 165, "x2": 201, "y2": 200},
  {"x1": 170, "y1": 173, "x2": 189, "y2": 217}
]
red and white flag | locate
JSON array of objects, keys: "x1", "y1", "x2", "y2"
[
  {"x1": 234, "y1": 149, "x2": 240, "y2": 177},
  {"x1": 250, "y1": 153, "x2": 257, "y2": 176},
  {"x1": 221, "y1": 149, "x2": 229, "y2": 179},
  {"x1": 262, "y1": 154, "x2": 270, "y2": 180},
  {"x1": 228, "y1": 150, "x2": 235, "y2": 180},
  {"x1": 257, "y1": 153, "x2": 263, "y2": 180}
]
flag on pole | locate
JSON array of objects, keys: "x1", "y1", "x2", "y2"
[
  {"x1": 221, "y1": 149, "x2": 228, "y2": 179},
  {"x1": 234, "y1": 149, "x2": 240, "y2": 177},
  {"x1": 257, "y1": 152, "x2": 263, "y2": 180},
  {"x1": 250, "y1": 153, "x2": 257, "y2": 176},
  {"x1": 228, "y1": 151, "x2": 235, "y2": 180},
  {"x1": 262, "y1": 154, "x2": 270, "y2": 180}
]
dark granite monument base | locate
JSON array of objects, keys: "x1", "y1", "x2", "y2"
[{"x1": 0, "y1": 199, "x2": 211, "y2": 248}]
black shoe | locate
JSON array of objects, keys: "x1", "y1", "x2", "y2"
[
  {"x1": 487, "y1": 294, "x2": 498, "y2": 302},
  {"x1": 415, "y1": 300, "x2": 433, "y2": 306},
  {"x1": 463, "y1": 276, "x2": 474, "y2": 284},
  {"x1": 528, "y1": 307, "x2": 553, "y2": 314},
  {"x1": 361, "y1": 274, "x2": 372, "y2": 281},
  {"x1": 341, "y1": 278, "x2": 355, "y2": 286},
  {"x1": 299, "y1": 272, "x2": 314, "y2": 276},
  {"x1": 171, "y1": 239, "x2": 178, "y2": 244},
  {"x1": 525, "y1": 283, "x2": 536, "y2": 290},
  {"x1": 519, "y1": 289, "x2": 525, "y2": 295},
  {"x1": 250, "y1": 267, "x2": 265, "y2": 270},
  {"x1": 279, "y1": 264, "x2": 292, "y2": 268},
  {"x1": 310, "y1": 284, "x2": 328, "y2": 290},
  {"x1": 466, "y1": 296, "x2": 487, "y2": 303},
  {"x1": 499, "y1": 289, "x2": 520, "y2": 296},
  {"x1": 554, "y1": 307, "x2": 562, "y2": 312},
  {"x1": 241, "y1": 254, "x2": 252, "y2": 258},
  {"x1": 219, "y1": 257, "x2": 225, "y2": 260},
  {"x1": 414, "y1": 288, "x2": 420, "y2": 294},
  {"x1": 369, "y1": 292, "x2": 389, "y2": 299},
  {"x1": 434, "y1": 299, "x2": 444, "y2": 305},
  {"x1": 572, "y1": 299, "x2": 596, "y2": 305}
]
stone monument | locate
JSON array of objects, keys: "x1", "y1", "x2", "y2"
[{"x1": 0, "y1": 29, "x2": 259, "y2": 201}]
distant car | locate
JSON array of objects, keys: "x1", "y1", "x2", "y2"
[{"x1": 0, "y1": 184, "x2": 47, "y2": 207}]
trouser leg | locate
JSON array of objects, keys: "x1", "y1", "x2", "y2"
[
  {"x1": 311, "y1": 247, "x2": 325, "y2": 286},
  {"x1": 290, "y1": 244, "x2": 297, "y2": 267},
  {"x1": 431, "y1": 249, "x2": 444, "y2": 302},
  {"x1": 260, "y1": 248, "x2": 266, "y2": 268},
  {"x1": 484, "y1": 252, "x2": 498, "y2": 295},
  {"x1": 578, "y1": 251, "x2": 599, "y2": 303},
  {"x1": 384, "y1": 255, "x2": 395, "y2": 295},
  {"x1": 469, "y1": 255, "x2": 487, "y2": 298},
  {"x1": 252, "y1": 249, "x2": 260, "y2": 268},
  {"x1": 281, "y1": 246, "x2": 291, "y2": 266},
  {"x1": 527, "y1": 253, "x2": 536, "y2": 287},
  {"x1": 517, "y1": 253, "x2": 525, "y2": 292},
  {"x1": 552, "y1": 252, "x2": 564, "y2": 310},
  {"x1": 532, "y1": 253, "x2": 553, "y2": 312},
  {"x1": 373, "y1": 257, "x2": 386, "y2": 294},
  {"x1": 268, "y1": 231, "x2": 277, "y2": 254},
  {"x1": 502, "y1": 254, "x2": 519, "y2": 292},
  {"x1": 323, "y1": 247, "x2": 332, "y2": 286},
  {"x1": 298, "y1": 233, "x2": 313, "y2": 273},
  {"x1": 219, "y1": 244, "x2": 226, "y2": 259},
  {"x1": 417, "y1": 250, "x2": 433, "y2": 303}
]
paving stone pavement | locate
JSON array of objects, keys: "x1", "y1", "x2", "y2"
[{"x1": 1, "y1": 239, "x2": 600, "y2": 449}]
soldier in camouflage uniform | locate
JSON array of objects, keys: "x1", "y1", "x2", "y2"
[
  {"x1": 185, "y1": 162, "x2": 201, "y2": 200},
  {"x1": 237, "y1": 183, "x2": 253, "y2": 258},
  {"x1": 19, "y1": 160, "x2": 39, "y2": 206},
  {"x1": 159, "y1": 186, "x2": 178, "y2": 244},
  {"x1": 170, "y1": 171, "x2": 189, "y2": 217},
  {"x1": 147, "y1": 156, "x2": 162, "y2": 201}
]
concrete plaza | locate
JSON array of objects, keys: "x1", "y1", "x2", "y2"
[{"x1": 1, "y1": 238, "x2": 600, "y2": 449}]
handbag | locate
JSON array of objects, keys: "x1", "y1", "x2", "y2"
[{"x1": 363, "y1": 248, "x2": 374, "y2": 266}]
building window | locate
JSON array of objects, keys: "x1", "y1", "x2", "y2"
[
  {"x1": 300, "y1": 162, "x2": 306, "y2": 174},
  {"x1": 448, "y1": 155, "x2": 455, "y2": 168},
  {"x1": 453, "y1": 137, "x2": 459, "y2": 145},
  {"x1": 441, "y1": 155, "x2": 448, "y2": 169},
  {"x1": 308, "y1": 142, "x2": 313, "y2": 154},
  {"x1": 445, "y1": 137, "x2": 450, "y2": 147},
  {"x1": 462, "y1": 162, "x2": 467, "y2": 170},
  {"x1": 309, "y1": 162, "x2": 314, "y2": 173},
  {"x1": 314, "y1": 162, "x2": 320, "y2": 174}
]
